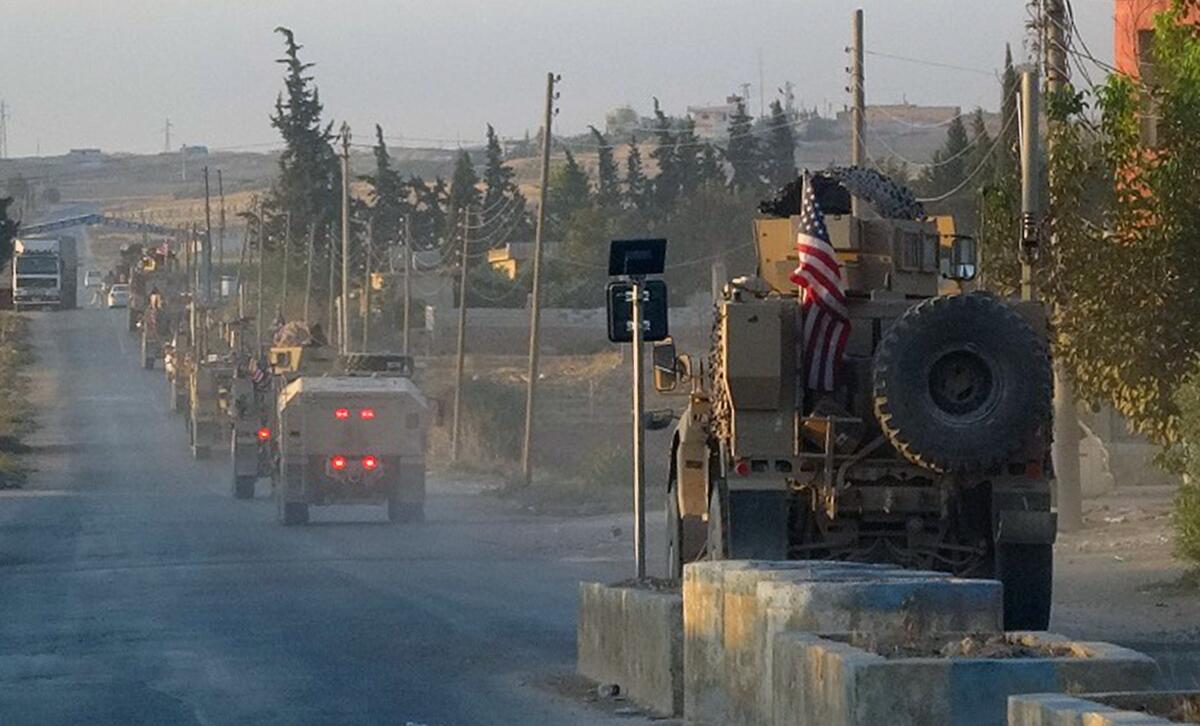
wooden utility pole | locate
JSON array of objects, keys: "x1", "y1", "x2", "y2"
[
  {"x1": 339, "y1": 122, "x2": 352, "y2": 356},
  {"x1": 451, "y1": 208, "x2": 471, "y2": 463},
  {"x1": 1019, "y1": 68, "x2": 1040, "y2": 304},
  {"x1": 519, "y1": 71, "x2": 558, "y2": 486},
  {"x1": 304, "y1": 223, "x2": 316, "y2": 324},
  {"x1": 1043, "y1": 0, "x2": 1084, "y2": 532},
  {"x1": 361, "y1": 220, "x2": 372, "y2": 352},
  {"x1": 203, "y1": 166, "x2": 213, "y2": 304},
  {"x1": 217, "y1": 169, "x2": 226, "y2": 289},
  {"x1": 256, "y1": 200, "x2": 265, "y2": 349},
  {"x1": 402, "y1": 215, "x2": 412, "y2": 356},
  {"x1": 281, "y1": 212, "x2": 291, "y2": 319},
  {"x1": 850, "y1": 9, "x2": 865, "y2": 217}
]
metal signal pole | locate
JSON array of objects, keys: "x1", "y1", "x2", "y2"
[
  {"x1": 451, "y1": 208, "x2": 471, "y2": 464},
  {"x1": 217, "y1": 169, "x2": 226, "y2": 288},
  {"x1": 256, "y1": 200, "x2": 265, "y2": 349},
  {"x1": 630, "y1": 277, "x2": 647, "y2": 579},
  {"x1": 340, "y1": 123, "x2": 352, "y2": 356},
  {"x1": 520, "y1": 71, "x2": 558, "y2": 486},
  {"x1": 281, "y1": 212, "x2": 291, "y2": 319},
  {"x1": 362, "y1": 220, "x2": 372, "y2": 352},
  {"x1": 850, "y1": 9, "x2": 865, "y2": 217}
]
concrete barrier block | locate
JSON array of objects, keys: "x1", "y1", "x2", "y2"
[
  {"x1": 771, "y1": 632, "x2": 1158, "y2": 726},
  {"x1": 682, "y1": 560, "x2": 894, "y2": 723},
  {"x1": 577, "y1": 581, "x2": 683, "y2": 717},
  {"x1": 1009, "y1": 691, "x2": 1200, "y2": 726}
]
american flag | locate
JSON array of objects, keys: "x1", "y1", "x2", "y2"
[{"x1": 788, "y1": 174, "x2": 849, "y2": 391}]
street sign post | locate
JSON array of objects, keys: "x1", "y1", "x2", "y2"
[{"x1": 606, "y1": 238, "x2": 667, "y2": 580}]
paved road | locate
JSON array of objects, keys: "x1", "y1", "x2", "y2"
[{"x1": 0, "y1": 306, "x2": 650, "y2": 725}]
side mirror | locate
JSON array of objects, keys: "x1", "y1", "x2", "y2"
[
  {"x1": 652, "y1": 338, "x2": 678, "y2": 392},
  {"x1": 942, "y1": 235, "x2": 978, "y2": 281}
]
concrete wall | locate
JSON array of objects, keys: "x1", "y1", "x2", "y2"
[
  {"x1": 682, "y1": 560, "x2": 1004, "y2": 726},
  {"x1": 1009, "y1": 692, "x2": 1199, "y2": 726},
  {"x1": 771, "y1": 633, "x2": 1158, "y2": 726},
  {"x1": 576, "y1": 582, "x2": 683, "y2": 717}
]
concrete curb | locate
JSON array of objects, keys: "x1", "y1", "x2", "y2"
[
  {"x1": 576, "y1": 581, "x2": 683, "y2": 717},
  {"x1": 1009, "y1": 691, "x2": 1200, "y2": 726},
  {"x1": 771, "y1": 632, "x2": 1159, "y2": 726}
]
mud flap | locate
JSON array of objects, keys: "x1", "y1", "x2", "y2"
[
  {"x1": 995, "y1": 509, "x2": 1057, "y2": 544},
  {"x1": 724, "y1": 488, "x2": 790, "y2": 560}
]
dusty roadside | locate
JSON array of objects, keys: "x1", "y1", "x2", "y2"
[{"x1": 0, "y1": 312, "x2": 34, "y2": 488}]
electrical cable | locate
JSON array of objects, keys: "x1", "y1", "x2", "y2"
[{"x1": 915, "y1": 115, "x2": 1014, "y2": 203}]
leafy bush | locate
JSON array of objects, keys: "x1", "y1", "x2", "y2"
[
  {"x1": 578, "y1": 444, "x2": 632, "y2": 490},
  {"x1": 1172, "y1": 367, "x2": 1200, "y2": 564}
]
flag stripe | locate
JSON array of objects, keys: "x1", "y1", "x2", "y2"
[{"x1": 790, "y1": 174, "x2": 850, "y2": 391}]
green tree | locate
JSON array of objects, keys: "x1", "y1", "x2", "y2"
[
  {"x1": 725, "y1": 98, "x2": 762, "y2": 192},
  {"x1": 448, "y1": 151, "x2": 479, "y2": 221},
  {"x1": 267, "y1": 27, "x2": 339, "y2": 249},
  {"x1": 479, "y1": 124, "x2": 530, "y2": 244},
  {"x1": 649, "y1": 98, "x2": 680, "y2": 218},
  {"x1": 920, "y1": 115, "x2": 970, "y2": 196},
  {"x1": 978, "y1": 46, "x2": 1025, "y2": 294},
  {"x1": 624, "y1": 136, "x2": 650, "y2": 213},
  {"x1": 589, "y1": 126, "x2": 621, "y2": 210},
  {"x1": 674, "y1": 118, "x2": 703, "y2": 200},
  {"x1": 698, "y1": 143, "x2": 726, "y2": 189},
  {"x1": 548, "y1": 149, "x2": 591, "y2": 221},
  {"x1": 995, "y1": 44, "x2": 1021, "y2": 181},
  {"x1": 363, "y1": 124, "x2": 405, "y2": 249},
  {"x1": 763, "y1": 99, "x2": 797, "y2": 188}
]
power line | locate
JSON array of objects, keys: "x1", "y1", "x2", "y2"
[
  {"x1": 915, "y1": 114, "x2": 1014, "y2": 203},
  {"x1": 863, "y1": 50, "x2": 996, "y2": 77}
]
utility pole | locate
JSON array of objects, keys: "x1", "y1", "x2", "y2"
[
  {"x1": 256, "y1": 200, "x2": 265, "y2": 348},
  {"x1": 1042, "y1": 0, "x2": 1083, "y2": 532},
  {"x1": 519, "y1": 71, "x2": 558, "y2": 486},
  {"x1": 281, "y1": 212, "x2": 291, "y2": 318},
  {"x1": 203, "y1": 166, "x2": 213, "y2": 304},
  {"x1": 850, "y1": 8, "x2": 865, "y2": 217},
  {"x1": 361, "y1": 220, "x2": 372, "y2": 352},
  {"x1": 339, "y1": 122, "x2": 351, "y2": 356},
  {"x1": 451, "y1": 208, "x2": 471, "y2": 463},
  {"x1": 0, "y1": 101, "x2": 8, "y2": 160},
  {"x1": 630, "y1": 275, "x2": 647, "y2": 579},
  {"x1": 304, "y1": 223, "x2": 316, "y2": 324},
  {"x1": 163, "y1": 118, "x2": 172, "y2": 154},
  {"x1": 217, "y1": 170, "x2": 226, "y2": 289},
  {"x1": 402, "y1": 215, "x2": 412, "y2": 356},
  {"x1": 758, "y1": 48, "x2": 766, "y2": 119}
]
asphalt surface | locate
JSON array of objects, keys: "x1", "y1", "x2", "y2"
[{"x1": 0, "y1": 305, "x2": 651, "y2": 725}]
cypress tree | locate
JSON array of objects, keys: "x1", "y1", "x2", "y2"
[
  {"x1": 649, "y1": 98, "x2": 679, "y2": 217},
  {"x1": 589, "y1": 125, "x2": 621, "y2": 210},
  {"x1": 364, "y1": 124, "x2": 405, "y2": 248},
  {"x1": 479, "y1": 124, "x2": 530, "y2": 244},
  {"x1": 449, "y1": 151, "x2": 479, "y2": 221},
  {"x1": 725, "y1": 98, "x2": 762, "y2": 192},
  {"x1": 624, "y1": 136, "x2": 649, "y2": 213},
  {"x1": 763, "y1": 100, "x2": 797, "y2": 188}
]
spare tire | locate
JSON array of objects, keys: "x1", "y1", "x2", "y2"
[{"x1": 872, "y1": 292, "x2": 1051, "y2": 473}]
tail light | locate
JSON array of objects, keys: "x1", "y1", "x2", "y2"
[
  {"x1": 334, "y1": 408, "x2": 350, "y2": 420},
  {"x1": 360, "y1": 408, "x2": 376, "y2": 420},
  {"x1": 257, "y1": 427, "x2": 271, "y2": 441},
  {"x1": 330, "y1": 455, "x2": 348, "y2": 471},
  {"x1": 1025, "y1": 460, "x2": 1044, "y2": 479},
  {"x1": 733, "y1": 459, "x2": 750, "y2": 477},
  {"x1": 362, "y1": 455, "x2": 379, "y2": 471}
]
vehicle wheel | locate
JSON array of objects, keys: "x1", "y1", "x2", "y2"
[
  {"x1": 996, "y1": 542, "x2": 1053, "y2": 631},
  {"x1": 667, "y1": 471, "x2": 707, "y2": 579},
  {"x1": 873, "y1": 292, "x2": 1052, "y2": 473},
  {"x1": 706, "y1": 477, "x2": 789, "y2": 560},
  {"x1": 280, "y1": 501, "x2": 309, "y2": 526},
  {"x1": 233, "y1": 475, "x2": 255, "y2": 500}
]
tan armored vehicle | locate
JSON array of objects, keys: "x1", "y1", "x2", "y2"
[
  {"x1": 272, "y1": 352, "x2": 428, "y2": 526},
  {"x1": 656, "y1": 170, "x2": 1055, "y2": 630}
]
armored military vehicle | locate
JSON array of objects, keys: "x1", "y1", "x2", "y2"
[
  {"x1": 656, "y1": 169, "x2": 1055, "y2": 630},
  {"x1": 272, "y1": 352, "x2": 428, "y2": 526}
]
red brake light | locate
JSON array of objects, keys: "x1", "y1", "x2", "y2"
[
  {"x1": 334, "y1": 408, "x2": 350, "y2": 420},
  {"x1": 734, "y1": 459, "x2": 750, "y2": 477},
  {"x1": 360, "y1": 408, "x2": 376, "y2": 420},
  {"x1": 257, "y1": 427, "x2": 271, "y2": 441},
  {"x1": 1025, "y1": 460, "x2": 1044, "y2": 479},
  {"x1": 362, "y1": 455, "x2": 379, "y2": 471},
  {"x1": 330, "y1": 455, "x2": 348, "y2": 471}
]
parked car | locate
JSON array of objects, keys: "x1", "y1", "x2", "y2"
[{"x1": 107, "y1": 283, "x2": 130, "y2": 308}]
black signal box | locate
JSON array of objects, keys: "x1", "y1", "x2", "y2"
[{"x1": 607, "y1": 280, "x2": 669, "y2": 343}]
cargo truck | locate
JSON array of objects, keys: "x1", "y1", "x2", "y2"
[{"x1": 11, "y1": 237, "x2": 77, "y2": 311}]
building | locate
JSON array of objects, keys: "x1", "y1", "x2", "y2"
[
  {"x1": 686, "y1": 98, "x2": 740, "y2": 139},
  {"x1": 1114, "y1": 0, "x2": 1199, "y2": 142},
  {"x1": 487, "y1": 242, "x2": 533, "y2": 280}
]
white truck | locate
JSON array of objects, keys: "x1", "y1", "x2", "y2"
[{"x1": 12, "y1": 237, "x2": 77, "y2": 311}]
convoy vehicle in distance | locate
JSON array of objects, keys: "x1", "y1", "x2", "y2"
[
  {"x1": 12, "y1": 237, "x2": 78, "y2": 311},
  {"x1": 271, "y1": 351, "x2": 428, "y2": 526},
  {"x1": 84, "y1": 270, "x2": 103, "y2": 288},
  {"x1": 656, "y1": 169, "x2": 1056, "y2": 631},
  {"x1": 106, "y1": 283, "x2": 130, "y2": 308}
]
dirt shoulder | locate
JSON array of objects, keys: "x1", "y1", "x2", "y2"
[{"x1": 0, "y1": 313, "x2": 34, "y2": 488}]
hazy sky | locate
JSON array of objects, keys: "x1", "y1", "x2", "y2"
[{"x1": 3, "y1": 0, "x2": 1114, "y2": 157}]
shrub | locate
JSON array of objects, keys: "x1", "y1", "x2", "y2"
[{"x1": 1172, "y1": 367, "x2": 1200, "y2": 564}]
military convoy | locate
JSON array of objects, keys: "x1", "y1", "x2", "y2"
[{"x1": 654, "y1": 170, "x2": 1056, "y2": 630}]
